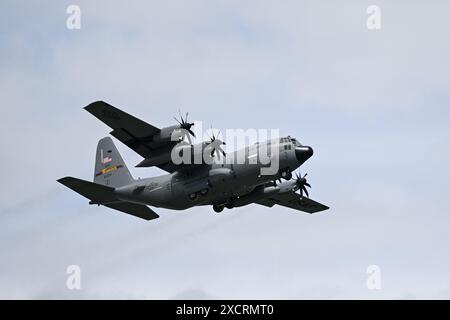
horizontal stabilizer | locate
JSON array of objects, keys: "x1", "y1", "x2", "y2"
[
  {"x1": 57, "y1": 176, "x2": 117, "y2": 203},
  {"x1": 57, "y1": 176, "x2": 159, "y2": 220},
  {"x1": 103, "y1": 202, "x2": 159, "y2": 221}
]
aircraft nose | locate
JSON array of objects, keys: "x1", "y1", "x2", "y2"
[{"x1": 295, "y1": 146, "x2": 314, "y2": 164}]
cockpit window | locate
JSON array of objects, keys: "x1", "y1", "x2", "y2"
[{"x1": 291, "y1": 138, "x2": 301, "y2": 146}]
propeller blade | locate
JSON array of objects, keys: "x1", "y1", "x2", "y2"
[
  {"x1": 303, "y1": 186, "x2": 309, "y2": 197},
  {"x1": 185, "y1": 132, "x2": 192, "y2": 144},
  {"x1": 187, "y1": 128, "x2": 196, "y2": 138}
]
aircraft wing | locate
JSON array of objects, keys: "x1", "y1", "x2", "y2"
[
  {"x1": 84, "y1": 101, "x2": 172, "y2": 159},
  {"x1": 255, "y1": 191, "x2": 329, "y2": 214},
  {"x1": 85, "y1": 101, "x2": 207, "y2": 174}
]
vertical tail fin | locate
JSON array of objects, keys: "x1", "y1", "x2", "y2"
[{"x1": 94, "y1": 137, "x2": 134, "y2": 187}]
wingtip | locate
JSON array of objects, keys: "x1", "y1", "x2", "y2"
[
  {"x1": 57, "y1": 176, "x2": 69, "y2": 183},
  {"x1": 83, "y1": 100, "x2": 106, "y2": 111},
  {"x1": 57, "y1": 177, "x2": 72, "y2": 188},
  {"x1": 144, "y1": 214, "x2": 160, "y2": 221},
  {"x1": 57, "y1": 176, "x2": 74, "y2": 185}
]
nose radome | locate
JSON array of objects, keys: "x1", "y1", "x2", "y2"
[{"x1": 295, "y1": 146, "x2": 314, "y2": 164}]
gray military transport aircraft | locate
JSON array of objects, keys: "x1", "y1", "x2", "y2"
[{"x1": 57, "y1": 101, "x2": 329, "y2": 220}]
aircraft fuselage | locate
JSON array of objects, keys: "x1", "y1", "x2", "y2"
[{"x1": 114, "y1": 137, "x2": 313, "y2": 210}]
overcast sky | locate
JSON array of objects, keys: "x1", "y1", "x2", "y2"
[{"x1": 1, "y1": 0, "x2": 449, "y2": 299}]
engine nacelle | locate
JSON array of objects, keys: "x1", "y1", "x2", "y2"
[
  {"x1": 233, "y1": 185, "x2": 280, "y2": 207},
  {"x1": 151, "y1": 125, "x2": 181, "y2": 143}
]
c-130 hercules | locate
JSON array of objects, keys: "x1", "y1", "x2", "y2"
[{"x1": 58, "y1": 101, "x2": 328, "y2": 220}]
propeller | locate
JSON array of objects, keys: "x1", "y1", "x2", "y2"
[
  {"x1": 173, "y1": 109, "x2": 195, "y2": 143},
  {"x1": 294, "y1": 171, "x2": 311, "y2": 198},
  {"x1": 206, "y1": 129, "x2": 226, "y2": 160}
]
